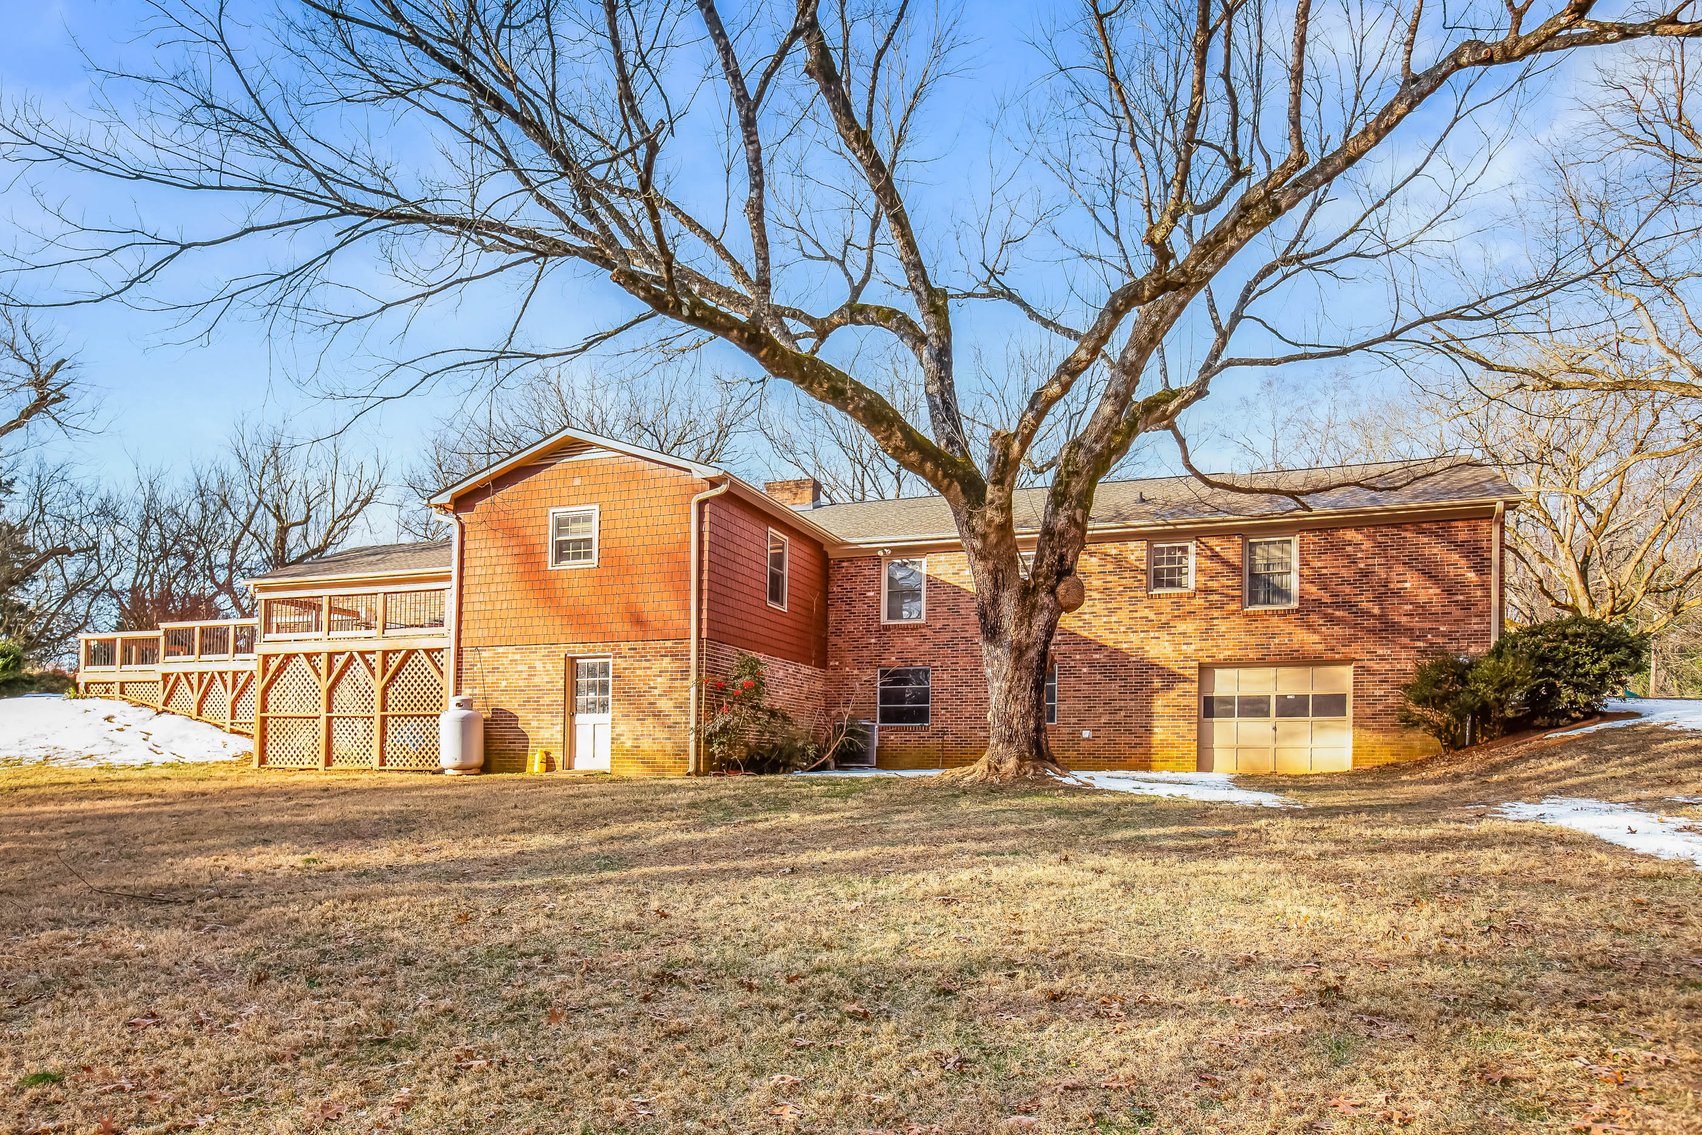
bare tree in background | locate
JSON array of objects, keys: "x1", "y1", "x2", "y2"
[
  {"x1": 0, "y1": 307, "x2": 109, "y2": 664},
  {"x1": 194, "y1": 428, "x2": 386, "y2": 614},
  {"x1": 7, "y1": 1, "x2": 1700, "y2": 778},
  {"x1": 757, "y1": 373, "x2": 925, "y2": 504},
  {"x1": 402, "y1": 366, "x2": 754, "y2": 537},
  {"x1": 1456, "y1": 383, "x2": 1702, "y2": 634},
  {"x1": 108, "y1": 472, "x2": 225, "y2": 629}
]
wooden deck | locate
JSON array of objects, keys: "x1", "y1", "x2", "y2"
[{"x1": 77, "y1": 583, "x2": 451, "y2": 769}]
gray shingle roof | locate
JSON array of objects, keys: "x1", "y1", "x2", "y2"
[
  {"x1": 804, "y1": 458, "x2": 1520, "y2": 545},
  {"x1": 247, "y1": 540, "x2": 453, "y2": 584}
]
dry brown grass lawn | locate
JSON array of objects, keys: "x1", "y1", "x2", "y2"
[{"x1": 3, "y1": 724, "x2": 1700, "y2": 1135}]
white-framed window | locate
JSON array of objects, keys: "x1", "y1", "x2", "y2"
[
  {"x1": 1045, "y1": 664, "x2": 1058, "y2": 725},
  {"x1": 877, "y1": 666, "x2": 931, "y2": 726},
  {"x1": 549, "y1": 506, "x2": 599, "y2": 568},
  {"x1": 1245, "y1": 535, "x2": 1298, "y2": 609},
  {"x1": 1018, "y1": 549, "x2": 1034, "y2": 579},
  {"x1": 1148, "y1": 541, "x2": 1194, "y2": 592},
  {"x1": 766, "y1": 529, "x2": 789, "y2": 610},
  {"x1": 882, "y1": 557, "x2": 926, "y2": 623}
]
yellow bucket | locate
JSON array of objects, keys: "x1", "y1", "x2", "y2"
[{"x1": 528, "y1": 749, "x2": 551, "y2": 774}]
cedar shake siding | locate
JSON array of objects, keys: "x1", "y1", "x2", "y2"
[{"x1": 826, "y1": 517, "x2": 1497, "y2": 770}]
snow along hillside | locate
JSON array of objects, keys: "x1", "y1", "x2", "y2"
[
  {"x1": 1559, "y1": 697, "x2": 1702, "y2": 736},
  {"x1": 0, "y1": 696, "x2": 252, "y2": 767}
]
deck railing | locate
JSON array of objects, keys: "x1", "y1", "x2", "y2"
[{"x1": 81, "y1": 619, "x2": 258, "y2": 675}]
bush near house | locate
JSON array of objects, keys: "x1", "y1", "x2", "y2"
[
  {"x1": 698, "y1": 652, "x2": 820, "y2": 774},
  {"x1": 1402, "y1": 616, "x2": 1648, "y2": 749}
]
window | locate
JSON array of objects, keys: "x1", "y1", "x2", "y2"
[
  {"x1": 1018, "y1": 550, "x2": 1034, "y2": 579},
  {"x1": 573, "y1": 658, "x2": 612, "y2": 716},
  {"x1": 1149, "y1": 541, "x2": 1194, "y2": 592},
  {"x1": 1245, "y1": 536, "x2": 1297, "y2": 609},
  {"x1": 550, "y1": 506, "x2": 599, "y2": 568},
  {"x1": 1045, "y1": 664, "x2": 1058, "y2": 725},
  {"x1": 877, "y1": 666, "x2": 931, "y2": 726},
  {"x1": 883, "y1": 558, "x2": 926, "y2": 623},
  {"x1": 767, "y1": 529, "x2": 789, "y2": 609}
]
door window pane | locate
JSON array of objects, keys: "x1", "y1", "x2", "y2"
[
  {"x1": 877, "y1": 667, "x2": 930, "y2": 725},
  {"x1": 1236, "y1": 695, "x2": 1272, "y2": 718},
  {"x1": 1246, "y1": 537, "x2": 1296, "y2": 608},
  {"x1": 574, "y1": 659, "x2": 611, "y2": 715},
  {"x1": 1275, "y1": 693, "x2": 1312, "y2": 718},
  {"x1": 884, "y1": 559, "x2": 925, "y2": 622}
]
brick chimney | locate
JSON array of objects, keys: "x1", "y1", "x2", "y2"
[{"x1": 763, "y1": 477, "x2": 824, "y2": 510}]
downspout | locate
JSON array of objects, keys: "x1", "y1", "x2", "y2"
[
  {"x1": 1490, "y1": 501, "x2": 1505, "y2": 644},
  {"x1": 687, "y1": 477, "x2": 733, "y2": 775},
  {"x1": 445, "y1": 508, "x2": 464, "y2": 698}
]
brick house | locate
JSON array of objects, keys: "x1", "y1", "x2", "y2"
[{"x1": 78, "y1": 426, "x2": 1518, "y2": 775}]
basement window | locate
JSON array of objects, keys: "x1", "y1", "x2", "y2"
[
  {"x1": 767, "y1": 529, "x2": 789, "y2": 610},
  {"x1": 550, "y1": 506, "x2": 599, "y2": 568},
  {"x1": 877, "y1": 666, "x2": 931, "y2": 726}
]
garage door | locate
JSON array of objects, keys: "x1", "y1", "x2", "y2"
[{"x1": 1198, "y1": 665, "x2": 1352, "y2": 774}]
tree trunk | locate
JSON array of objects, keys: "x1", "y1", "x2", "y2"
[{"x1": 938, "y1": 519, "x2": 1072, "y2": 785}]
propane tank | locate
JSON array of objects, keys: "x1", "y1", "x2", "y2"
[{"x1": 439, "y1": 695, "x2": 485, "y2": 774}]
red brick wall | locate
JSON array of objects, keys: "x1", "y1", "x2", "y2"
[
  {"x1": 701, "y1": 639, "x2": 829, "y2": 741},
  {"x1": 702, "y1": 495, "x2": 830, "y2": 668},
  {"x1": 825, "y1": 517, "x2": 1496, "y2": 771}
]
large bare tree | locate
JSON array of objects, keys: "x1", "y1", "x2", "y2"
[{"x1": 6, "y1": 1, "x2": 1700, "y2": 778}]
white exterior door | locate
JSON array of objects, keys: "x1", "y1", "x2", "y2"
[
  {"x1": 1198, "y1": 665, "x2": 1352, "y2": 773},
  {"x1": 570, "y1": 657, "x2": 612, "y2": 771}
]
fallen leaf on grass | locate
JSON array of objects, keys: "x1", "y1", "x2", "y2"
[
  {"x1": 842, "y1": 1001, "x2": 872, "y2": 1020},
  {"x1": 768, "y1": 1074, "x2": 804, "y2": 1088}
]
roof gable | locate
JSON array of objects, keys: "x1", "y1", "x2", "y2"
[{"x1": 427, "y1": 425, "x2": 723, "y2": 508}]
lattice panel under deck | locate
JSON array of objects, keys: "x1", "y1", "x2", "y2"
[
  {"x1": 329, "y1": 717, "x2": 374, "y2": 768},
  {"x1": 386, "y1": 650, "x2": 445, "y2": 715},
  {"x1": 383, "y1": 715, "x2": 439, "y2": 769},
  {"x1": 263, "y1": 716, "x2": 322, "y2": 768},
  {"x1": 165, "y1": 677, "x2": 196, "y2": 714},
  {"x1": 119, "y1": 681, "x2": 160, "y2": 707},
  {"x1": 85, "y1": 682, "x2": 116, "y2": 697},
  {"x1": 330, "y1": 655, "x2": 376, "y2": 715},
  {"x1": 232, "y1": 682, "x2": 256, "y2": 726},
  {"x1": 266, "y1": 654, "x2": 322, "y2": 715}
]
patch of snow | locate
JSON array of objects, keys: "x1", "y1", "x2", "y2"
[
  {"x1": 1071, "y1": 770, "x2": 1296, "y2": 808},
  {"x1": 1555, "y1": 698, "x2": 1702, "y2": 737},
  {"x1": 1495, "y1": 797, "x2": 1702, "y2": 869},
  {"x1": 0, "y1": 696, "x2": 251, "y2": 767}
]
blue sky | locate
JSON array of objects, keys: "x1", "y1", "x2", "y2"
[{"x1": 0, "y1": 0, "x2": 1607, "y2": 496}]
